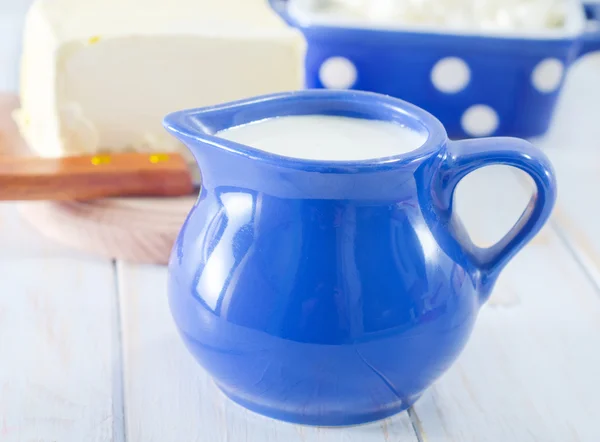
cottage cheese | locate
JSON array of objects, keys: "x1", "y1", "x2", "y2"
[{"x1": 290, "y1": 0, "x2": 574, "y2": 33}]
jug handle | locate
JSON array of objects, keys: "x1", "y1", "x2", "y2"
[{"x1": 425, "y1": 137, "x2": 557, "y2": 304}]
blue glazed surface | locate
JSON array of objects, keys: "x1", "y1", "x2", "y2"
[
  {"x1": 270, "y1": 0, "x2": 600, "y2": 139},
  {"x1": 163, "y1": 90, "x2": 557, "y2": 426},
  {"x1": 582, "y1": 3, "x2": 600, "y2": 57}
]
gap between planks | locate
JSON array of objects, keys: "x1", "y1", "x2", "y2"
[
  {"x1": 111, "y1": 259, "x2": 128, "y2": 442},
  {"x1": 549, "y1": 219, "x2": 600, "y2": 298}
]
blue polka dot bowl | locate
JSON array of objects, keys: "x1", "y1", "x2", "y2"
[{"x1": 271, "y1": 1, "x2": 600, "y2": 139}]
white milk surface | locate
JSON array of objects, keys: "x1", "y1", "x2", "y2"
[{"x1": 214, "y1": 115, "x2": 427, "y2": 161}]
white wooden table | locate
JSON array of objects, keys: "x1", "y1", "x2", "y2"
[{"x1": 1, "y1": 57, "x2": 600, "y2": 442}]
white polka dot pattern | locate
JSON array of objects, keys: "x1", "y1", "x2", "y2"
[
  {"x1": 431, "y1": 57, "x2": 471, "y2": 93},
  {"x1": 461, "y1": 105, "x2": 499, "y2": 137},
  {"x1": 532, "y1": 58, "x2": 564, "y2": 93},
  {"x1": 319, "y1": 57, "x2": 358, "y2": 90}
]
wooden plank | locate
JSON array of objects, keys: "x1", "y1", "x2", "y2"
[
  {"x1": 117, "y1": 261, "x2": 420, "y2": 442},
  {"x1": 0, "y1": 202, "x2": 123, "y2": 442},
  {"x1": 412, "y1": 165, "x2": 600, "y2": 441},
  {"x1": 532, "y1": 55, "x2": 600, "y2": 287},
  {"x1": 539, "y1": 147, "x2": 600, "y2": 287}
]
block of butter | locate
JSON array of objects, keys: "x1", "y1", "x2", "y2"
[{"x1": 14, "y1": 0, "x2": 306, "y2": 162}]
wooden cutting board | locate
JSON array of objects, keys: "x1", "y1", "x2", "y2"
[{"x1": 0, "y1": 94, "x2": 196, "y2": 264}]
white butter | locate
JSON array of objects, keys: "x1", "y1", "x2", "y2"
[{"x1": 15, "y1": 0, "x2": 306, "y2": 161}]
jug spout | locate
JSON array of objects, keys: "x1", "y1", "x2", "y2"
[
  {"x1": 163, "y1": 107, "x2": 249, "y2": 190},
  {"x1": 163, "y1": 109, "x2": 210, "y2": 161}
]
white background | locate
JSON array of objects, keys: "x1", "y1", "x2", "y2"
[{"x1": 0, "y1": 0, "x2": 35, "y2": 92}]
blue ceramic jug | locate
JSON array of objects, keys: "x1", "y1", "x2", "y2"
[{"x1": 163, "y1": 90, "x2": 557, "y2": 426}]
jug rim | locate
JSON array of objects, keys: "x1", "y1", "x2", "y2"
[{"x1": 163, "y1": 90, "x2": 448, "y2": 172}]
